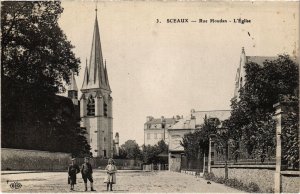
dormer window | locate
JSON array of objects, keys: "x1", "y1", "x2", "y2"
[{"x1": 87, "y1": 96, "x2": 95, "y2": 116}]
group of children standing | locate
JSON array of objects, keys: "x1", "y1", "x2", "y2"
[{"x1": 68, "y1": 157, "x2": 117, "y2": 192}]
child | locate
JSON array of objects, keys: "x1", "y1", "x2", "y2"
[
  {"x1": 68, "y1": 158, "x2": 80, "y2": 191},
  {"x1": 104, "y1": 158, "x2": 117, "y2": 191},
  {"x1": 81, "y1": 157, "x2": 96, "y2": 192}
]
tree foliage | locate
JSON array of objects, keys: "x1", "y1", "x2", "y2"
[
  {"x1": 227, "y1": 55, "x2": 298, "y2": 164},
  {"x1": 281, "y1": 98, "x2": 299, "y2": 169},
  {"x1": 181, "y1": 117, "x2": 219, "y2": 160},
  {"x1": 1, "y1": 1, "x2": 80, "y2": 93},
  {"x1": 120, "y1": 140, "x2": 141, "y2": 160},
  {"x1": 140, "y1": 140, "x2": 169, "y2": 164},
  {"x1": 1, "y1": 1, "x2": 89, "y2": 156}
]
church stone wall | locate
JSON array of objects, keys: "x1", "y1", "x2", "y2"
[{"x1": 1, "y1": 148, "x2": 71, "y2": 171}]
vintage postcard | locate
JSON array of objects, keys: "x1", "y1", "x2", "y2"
[{"x1": 1, "y1": 0, "x2": 299, "y2": 193}]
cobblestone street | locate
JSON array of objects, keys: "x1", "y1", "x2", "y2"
[{"x1": 1, "y1": 170, "x2": 246, "y2": 193}]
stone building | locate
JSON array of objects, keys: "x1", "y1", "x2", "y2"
[
  {"x1": 233, "y1": 47, "x2": 277, "y2": 100},
  {"x1": 66, "y1": 9, "x2": 130, "y2": 158},
  {"x1": 113, "y1": 132, "x2": 120, "y2": 157},
  {"x1": 68, "y1": 71, "x2": 79, "y2": 106},
  {"x1": 144, "y1": 116, "x2": 178, "y2": 146},
  {"x1": 77, "y1": 10, "x2": 113, "y2": 158},
  {"x1": 168, "y1": 109, "x2": 230, "y2": 171}
]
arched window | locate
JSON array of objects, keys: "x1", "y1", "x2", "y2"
[{"x1": 87, "y1": 96, "x2": 95, "y2": 116}]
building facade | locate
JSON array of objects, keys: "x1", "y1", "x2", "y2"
[
  {"x1": 78, "y1": 11, "x2": 113, "y2": 158},
  {"x1": 168, "y1": 109, "x2": 231, "y2": 171},
  {"x1": 113, "y1": 132, "x2": 120, "y2": 157},
  {"x1": 144, "y1": 116, "x2": 178, "y2": 146},
  {"x1": 233, "y1": 47, "x2": 277, "y2": 100}
]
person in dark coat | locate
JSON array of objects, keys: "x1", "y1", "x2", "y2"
[
  {"x1": 81, "y1": 157, "x2": 96, "y2": 192},
  {"x1": 68, "y1": 158, "x2": 80, "y2": 191}
]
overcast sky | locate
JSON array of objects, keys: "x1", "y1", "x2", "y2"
[{"x1": 58, "y1": 1, "x2": 299, "y2": 145}]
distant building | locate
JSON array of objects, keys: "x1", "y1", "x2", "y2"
[
  {"x1": 144, "y1": 116, "x2": 178, "y2": 146},
  {"x1": 233, "y1": 47, "x2": 277, "y2": 100},
  {"x1": 113, "y1": 132, "x2": 120, "y2": 157},
  {"x1": 168, "y1": 109, "x2": 230, "y2": 172},
  {"x1": 68, "y1": 71, "x2": 79, "y2": 106}
]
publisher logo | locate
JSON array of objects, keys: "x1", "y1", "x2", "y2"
[{"x1": 8, "y1": 181, "x2": 22, "y2": 190}]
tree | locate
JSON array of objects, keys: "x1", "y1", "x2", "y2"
[
  {"x1": 141, "y1": 144, "x2": 160, "y2": 164},
  {"x1": 1, "y1": 1, "x2": 87, "y2": 155},
  {"x1": 1, "y1": 1, "x2": 80, "y2": 93},
  {"x1": 120, "y1": 140, "x2": 141, "y2": 160},
  {"x1": 281, "y1": 97, "x2": 299, "y2": 169},
  {"x1": 181, "y1": 117, "x2": 219, "y2": 160},
  {"x1": 72, "y1": 127, "x2": 92, "y2": 158},
  {"x1": 140, "y1": 140, "x2": 169, "y2": 164},
  {"x1": 228, "y1": 55, "x2": 298, "y2": 160},
  {"x1": 116, "y1": 147, "x2": 128, "y2": 159},
  {"x1": 157, "y1": 139, "x2": 168, "y2": 153}
]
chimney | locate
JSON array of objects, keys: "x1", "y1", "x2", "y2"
[{"x1": 147, "y1": 116, "x2": 153, "y2": 122}]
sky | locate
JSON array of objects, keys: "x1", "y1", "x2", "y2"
[{"x1": 58, "y1": 1, "x2": 299, "y2": 145}]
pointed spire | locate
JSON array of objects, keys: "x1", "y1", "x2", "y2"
[
  {"x1": 86, "y1": 9, "x2": 108, "y2": 90},
  {"x1": 68, "y1": 70, "x2": 78, "y2": 91},
  {"x1": 81, "y1": 58, "x2": 89, "y2": 90},
  {"x1": 81, "y1": 6, "x2": 111, "y2": 92},
  {"x1": 242, "y1": 47, "x2": 245, "y2": 54},
  {"x1": 104, "y1": 60, "x2": 111, "y2": 90},
  {"x1": 95, "y1": 3, "x2": 98, "y2": 17}
]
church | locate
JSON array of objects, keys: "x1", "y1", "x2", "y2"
[{"x1": 67, "y1": 9, "x2": 115, "y2": 158}]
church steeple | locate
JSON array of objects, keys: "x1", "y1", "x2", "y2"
[
  {"x1": 68, "y1": 71, "x2": 78, "y2": 92},
  {"x1": 68, "y1": 70, "x2": 78, "y2": 105},
  {"x1": 80, "y1": 7, "x2": 113, "y2": 158},
  {"x1": 81, "y1": 9, "x2": 111, "y2": 91},
  {"x1": 81, "y1": 58, "x2": 89, "y2": 90},
  {"x1": 104, "y1": 59, "x2": 111, "y2": 90}
]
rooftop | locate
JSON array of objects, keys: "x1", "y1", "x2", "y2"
[
  {"x1": 145, "y1": 117, "x2": 176, "y2": 125},
  {"x1": 171, "y1": 110, "x2": 231, "y2": 130}
]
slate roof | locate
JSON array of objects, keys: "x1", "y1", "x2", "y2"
[
  {"x1": 81, "y1": 14, "x2": 111, "y2": 91},
  {"x1": 246, "y1": 56, "x2": 277, "y2": 66},
  {"x1": 68, "y1": 71, "x2": 78, "y2": 91},
  {"x1": 170, "y1": 110, "x2": 231, "y2": 130},
  {"x1": 145, "y1": 118, "x2": 176, "y2": 125},
  {"x1": 192, "y1": 110, "x2": 231, "y2": 126}
]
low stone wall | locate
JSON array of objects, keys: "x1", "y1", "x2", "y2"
[
  {"x1": 75, "y1": 158, "x2": 142, "y2": 170},
  {"x1": 211, "y1": 165, "x2": 299, "y2": 193},
  {"x1": 281, "y1": 172, "x2": 300, "y2": 193},
  {"x1": 211, "y1": 165, "x2": 275, "y2": 192},
  {"x1": 1, "y1": 148, "x2": 71, "y2": 171}
]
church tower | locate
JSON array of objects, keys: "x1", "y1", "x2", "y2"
[
  {"x1": 233, "y1": 47, "x2": 246, "y2": 100},
  {"x1": 114, "y1": 132, "x2": 120, "y2": 156},
  {"x1": 68, "y1": 71, "x2": 78, "y2": 106},
  {"x1": 80, "y1": 8, "x2": 113, "y2": 158}
]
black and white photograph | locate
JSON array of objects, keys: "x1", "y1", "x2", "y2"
[{"x1": 1, "y1": 0, "x2": 299, "y2": 193}]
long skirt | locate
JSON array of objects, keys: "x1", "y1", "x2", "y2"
[{"x1": 104, "y1": 173, "x2": 116, "y2": 184}]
